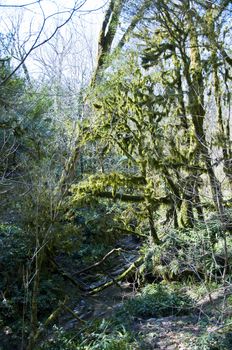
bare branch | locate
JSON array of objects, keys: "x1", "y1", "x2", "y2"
[
  {"x1": 0, "y1": 1, "x2": 41, "y2": 8},
  {"x1": 73, "y1": 248, "x2": 122, "y2": 276},
  {"x1": 0, "y1": 0, "x2": 88, "y2": 85}
]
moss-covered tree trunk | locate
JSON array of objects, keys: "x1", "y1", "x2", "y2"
[
  {"x1": 186, "y1": 4, "x2": 228, "y2": 228},
  {"x1": 91, "y1": 0, "x2": 124, "y2": 85},
  {"x1": 173, "y1": 52, "x2": 204, "y2": 227},
  {"x1": 206, "y1": 5, "x2": 232, "y2": 188}
]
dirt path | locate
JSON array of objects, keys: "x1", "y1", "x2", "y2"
[
  {"x1": 133, "y1": 286, "x2": 232, "y2": 349},
  {"x1": 135, "y1": 315, "x2": 203, "y2": 349}
]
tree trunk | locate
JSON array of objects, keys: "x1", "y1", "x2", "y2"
[{"x1": 185, "y1": 5, "x2": 228, "y2": 228}]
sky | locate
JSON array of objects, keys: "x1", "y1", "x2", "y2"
[{"x1": 0, "y1": 0, "x2": 107, "y2": 81}]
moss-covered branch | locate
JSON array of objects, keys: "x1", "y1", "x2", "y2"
[{"x1": 88, "y1": 256, "x2": 144, "y2": 294}]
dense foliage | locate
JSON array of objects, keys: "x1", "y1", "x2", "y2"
[{"x1": 0, "y1": 0, "x2": 231, "y2": 349}]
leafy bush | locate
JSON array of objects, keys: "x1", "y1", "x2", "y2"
[
  {"x1": 123, "y1": 283, "x2": 193, "y2": 318},
  {"x1": 0, "y1": 224, "x2": 66, "y2": 348},
  {"x1": 0, "y1": 224, "x2": 31, "y2": 324},
  {"x1": 0, "y1": 224, "x2": 30, "y2": 350},
  {"x1": 0, "y1": 224, "x2": 31, "y2": 271},
  {"x1": 144, "y1": 221, "x2": 232, "y2": 282}
]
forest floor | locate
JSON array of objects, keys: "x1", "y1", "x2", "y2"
[
  {"x1": 134, "y1": 285, "x2": 232, "y2": 349},
  {"x1": 135, "y1": 314, "x2": 203, "y2": 349},
  {"x1": 58, "y1": 235, "x2": 232, "y2": 349},
  {"x1": 63, "y1": 282, "x2": 229, "y2": 349}
]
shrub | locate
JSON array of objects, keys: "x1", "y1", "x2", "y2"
[
  {"x1": 144, "y1": 221, "x2": 232, "y2": 283},
  {"x1": 0, "y1": 224, "x2": 32, "y2": 348}
]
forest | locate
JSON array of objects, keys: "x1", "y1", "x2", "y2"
[{"x1": 0, "y1": 0, "x2": 232, "y2": 349}]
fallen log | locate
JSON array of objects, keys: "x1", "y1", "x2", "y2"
[
  {"x1": 73, "y1": 248, "x2": 122, "y2": 276},
  {"x1": 88, "y1": 256, "x2": 144, "y2": 294},
  {"x1": 61, "y1": 304, "x2": 86, "y2": 324}
]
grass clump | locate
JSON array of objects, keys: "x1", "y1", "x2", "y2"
[
  {"x1": 123, "y1": 283, "x2": 193, "y2": 318},
  {"x1": 40, "y1": 319, "x2": 140, "y2": 350}
]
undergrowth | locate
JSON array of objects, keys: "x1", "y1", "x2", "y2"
[
  {"x1": 122, "y1": 282, "x2": 194, "y2": 318},
  {"x1": 40, "y1": 319, "x2": 140, "y2": 350}
]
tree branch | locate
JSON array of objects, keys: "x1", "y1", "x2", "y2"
[
  {"x1": 0, "y1": 1, "x2": 40, "y2": 7},
  {"x1": 0, "y1": 0, "x2": 87, "y2": 85},
  {"x1": 97, "y1": 191, "x2": 144, "y2": 202},
  {"x1": 117, "y1": 0, "x2": 153, "y2": 50},
  {"x1": 73, "y1": 248, "x2": 122, "y2": 276}
]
